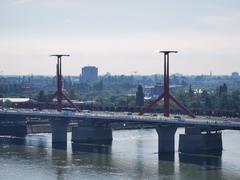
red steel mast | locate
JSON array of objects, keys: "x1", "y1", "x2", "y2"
[
  {"x1": 139, "y1": 51, "x2": 195, "y2": 118},
  {"x1": 42, "y1": 54, "x2": 81, "y2": 112}
]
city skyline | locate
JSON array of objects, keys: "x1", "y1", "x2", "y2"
[{"x1": 1, "y1": 0, "x2": 240, "y2": 76}]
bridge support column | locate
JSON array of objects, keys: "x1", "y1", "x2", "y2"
[
  {"x1": 50, "y1": 119, "x2": 69, "y2": 144},
  {"x1": 156, "y1": 126, "x2": 177, "y2": 153},
  {"x1": 72, "y1": 125, "x2": 113, "y2": 145},
  {"x1": 179, "y1": 128, "x2": 223, "y2": 153}
]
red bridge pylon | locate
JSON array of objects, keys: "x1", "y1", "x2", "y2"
[
  {"x1": 41, "y1": 54, "x2": 81, "y2": 112},
  {"x1": 139, "y1": 51, "x2": 195, "y2": 118}
]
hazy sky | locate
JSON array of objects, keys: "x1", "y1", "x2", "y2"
[{"x1": 0, "y1": 0, "x2": 240, "y2": 76}]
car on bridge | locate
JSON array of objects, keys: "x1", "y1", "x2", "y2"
[
  {"x1": 62, "y1": 108, "x2": 77, "y2": 116},
  {"x1": 174, "y1": 115, "x2": 185, "y2": 122},
  {"x1": 62, "y1": 108, "x2": 77, "y2": 112},
  {"x1": 82, "y1": 110, "x2": 91, "y2": 113}
]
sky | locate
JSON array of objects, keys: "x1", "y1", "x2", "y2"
[{"x1": 0, "y1": 0, "x2": 240, "y2": 76}]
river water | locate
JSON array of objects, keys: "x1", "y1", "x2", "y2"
[{"x1": 0, "y1": 128, "x2": 239, "y2": 180}]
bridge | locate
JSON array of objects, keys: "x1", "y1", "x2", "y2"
[
  {"x1": 1, "y1": 51, "x2": 239, "y2": 156},
  {"x1": 0, "y1": 109, "x2": 240, "y2": 155}
]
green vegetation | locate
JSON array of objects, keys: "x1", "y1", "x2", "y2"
[
  {"x1": 37, "y1": 90, "x2": 47, "y2": 102},
  {"x1": 171, "y1": 83, "x2": 240, "y2": 115},
  {"x1": 0, "y1": 75, "x2": 239, "y2": 116}
]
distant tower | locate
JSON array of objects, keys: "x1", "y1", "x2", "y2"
[{"x1": 81, "y1": 66, "x2": 98, "y2": 83}]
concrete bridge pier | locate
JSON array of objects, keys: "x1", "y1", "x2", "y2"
[
  {"x1": 156, "y1": 126, "x2": 177, "y2": 153},
  {"x1": 50, "y1": 118, "x2": 69, "y2": 144},
  {"x1": 72, "y1": 122, "x2": 113, "y2": 145},
  {"x1": 179, "y1": 127, "x2": 223, "y2": 154}
]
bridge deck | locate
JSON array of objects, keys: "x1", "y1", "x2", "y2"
[{"x1": 0, "y1": 109, "x2": 240, "y2": 130}]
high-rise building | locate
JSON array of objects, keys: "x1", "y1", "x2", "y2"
[{"x1": 81, "y1": 66, "x2": 98, "y2": 82}]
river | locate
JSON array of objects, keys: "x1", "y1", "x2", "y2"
[{"x1": 0, "y1": 128, "x2": 239, "y2": 180}]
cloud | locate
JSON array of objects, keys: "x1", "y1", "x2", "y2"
[
  {"x1": 1, "y1": 31, "x2": 240, "y2": 55},
  {"x1": 8, "y1": 0, "x2": 33, "y2": 6},
  {"x1": 197, "y1": 11, "x2": 240, "y2": 30},
  {"x1": 0, "y1": 30, "x2": 240, "y2": 75}
]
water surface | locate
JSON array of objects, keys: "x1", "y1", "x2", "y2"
[{"x1": 0, "y1": 129, "x2": 239, "y2": 180}]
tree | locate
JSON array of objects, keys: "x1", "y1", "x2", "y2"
[
  {"x1": 68, "y1": 88, "x2": 78, "y2": 100},
  {"x1": 218, "y1": 83, "x2": 228, "y2": 97},
  {"x1": 0, "y1": 95, "x2": 3, "y2": 107},
  {"x1": 222, "y1": 83, "x2": 228, "y2": 94},
  {"x1": 204, "y1": 96, "x2": 212, "y2": 109},
  {"x1": 37, "y1": 90, "x2": 46, "y2": 102},
  {"x1": 201, "y1": 90, "x2": 208, "y2": 98},
  {"x1": 93, "y1": 80, "x2": 103, "y2": 91},
  {"x1": 136, "y1": 85, "x2": 144, "y2": 107},
  {"x1": 4, "y1": 100, "x2": 12, "y2": 108},
  {"x1": 188, "y1": 85, "x2": 194, "y2": 97},
  {"x1": 116, "y1": 96, "x2": 127, "y2": 106}
]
